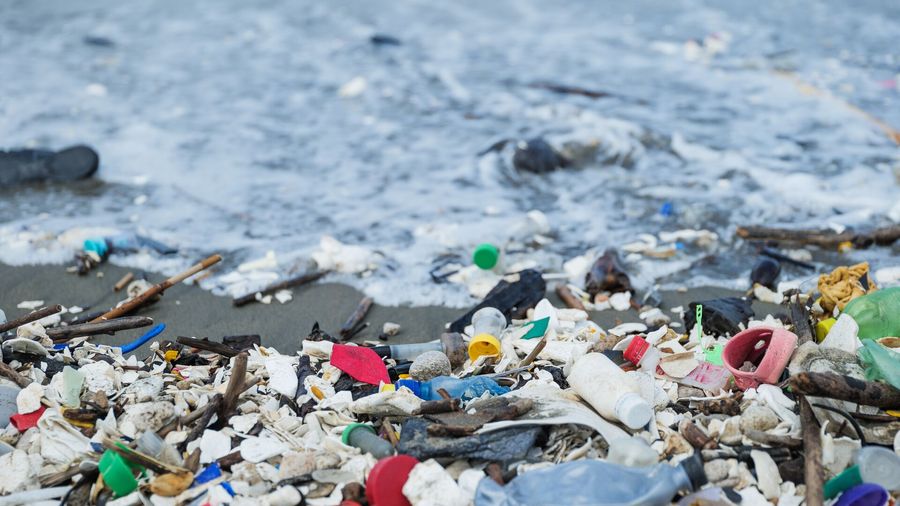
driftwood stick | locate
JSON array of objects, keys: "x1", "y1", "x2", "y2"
[
  {"x1": 800, "y1": 396, "x2": 824, "y2": 506},
  {"x1": 184, "y1": 394, "x2": 223, "y2": 446},
  {"x1": 789, "y1": 372, "x2": 900, "y2": 409},
  {"x1": 92, "y1": 254, "x2": 222, "y2": 322},
  {"x1": 427, "y1": 424, "x2": 478, "y2": 437},
  {"x1": 555, "y1": 284, "x2": 585, "y2": 310},
  {"x1": 788, "y1": 299, "x2": 815, "y2": 345},
  {"x1": 113, "y1": 272, "x2": 134, "y2": 292},
  {"x1": 414, "y1": 398, "x2": 461, "y2": 415},
  {"x1": 233, "y1": 270, "x2": 328, "y2": 307},
  {"x1": 340, "y1": 297, "x2": 373, "y2": 340},
  {"x1": 744, "y1": 429, "x2": 803, "y2": 449},
  {"x1": 737, "y1": 225, "x2": 900, "y2": 249},
  {"x1": 48, "y1": 316, "x2": 154, "y2": 342},
  {"x1": 680, "y1": 419, "x2": 718, "y2": 450},
  {"x1": 176, "y1": 336, "x2": 239, "y2": 358},
  {"x1": 217, "y1": 353, "x2": 248, "y2": 427},
  {"x1": 0, "y1": 362, "x2": 32, "y2": 388},
  {"x1": 519, "y1": 336, "x2": 547, "y2": 368},
  {"x1": 0, "y1": 305, "x2": 63, "y2": 334}
]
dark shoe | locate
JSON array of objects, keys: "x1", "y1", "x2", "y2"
[
  {"x1": 0, "y1": 145, "x2": 98, "y2": 186},
  {"x1": 46, "y1": 145, "x2": 99, "y2": 181}
]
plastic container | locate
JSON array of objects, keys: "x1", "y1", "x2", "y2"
[
  {"x1": 623, "y1": 336, "x2": 661, "y2": 373},
  {"x1": 843, "y1": 287, "x2": 900, "y2": 340},
  {"x1": 342, "y1": 423, "x2": 394, "y2": 459},
  {"x1": 396, "y1": 375, "x2": 509, "y2": 402},
  {"x1": 567, "y1": 353, "x2": 653, "y2": 429},
  {"x1": 475, "y1": 454, "x2": 707, "y2": 506},
  {"x1": 824, "y1": 446, "x2": 900, "y2": 499},
  {"x1": 469, "y1": 307, "x2": 506, "y2": 361},
  {"x1": 858, "y1": 340, "x2": 900, "y2": 389},
  {"x1": 834, "y1": 483, "x2": 889, "y2": 506},
  {"x1": 98, "y1": 449, "x2": 142, "y2": 497}
]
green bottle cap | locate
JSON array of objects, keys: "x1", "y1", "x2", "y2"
[
  {"x1": 342, "y1": 422, "x2": 376, "y2": 446},
  {"x1": 824, "y1": 464, "x2": 862, "y2": 499},
  {"x1": 473, "y1": 243, "x2": 500, "y2": 270},
  {"x1": 98, "y1": 449, "x2": 140, "y2": 497}
]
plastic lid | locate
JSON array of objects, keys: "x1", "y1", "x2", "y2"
[
  {"x1": 468, "y1": 333, "x2": 501, "y2": 361},
  {"x1": 98, "y1": 450, "x2": 139, "y2": 498},
  {"x1": 365, "y1": 455, "x2": 419, "y2": 506},
  {"x1": 679, "y1": 452, "x2": 708, "y2": 491},
  {"x1": 825, "y1": 465, "x2": 862, "y2": 499},
  {"x1": 834, "y1": 483, "x2": 889, "y2": 506},
  {"x1": 472, "y1": 243, "x2": 500, "y2": 270},
  {"x1": 614, "y1": 393, "x2": 653, "y2": 429},
  {"x1": 342, "y1": 423, "x2": 376, "y2": 446},
  {"x1": 623, "y1": 336, "x2": 650, "y2": 365}
]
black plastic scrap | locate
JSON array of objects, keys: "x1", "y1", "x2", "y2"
[
  {"x1": 449, "y1": 269, "x2": 546, "y2": 333},
  {"x1": 683, "y1": 297, "x2": 754, "y2": 337},
  {"x1": 398, "y1": 417, "x2": 543, "y2": 461}
]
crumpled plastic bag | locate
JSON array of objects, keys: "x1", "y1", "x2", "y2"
[
  {"x1": 858, "y1": 340, "x2": 900, "y2": 390},
  {"x1": 818, "y1": 262, "x2": 874, "y2": 313},
  {"x1": 38, "y1": 409, "x2": 93, "y2": 465}
]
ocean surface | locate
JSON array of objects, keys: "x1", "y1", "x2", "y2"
[{"x1": 1, "y1": 0, "x2": 898, "y2": 306}]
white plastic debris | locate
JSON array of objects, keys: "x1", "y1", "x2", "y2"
[
  {"x1": 0, "y1": 450, "x2": 41, "y2": 494},
  {"x1": 38, "y1": 410, "x2": 93, "y2": 465},
  {"x1": 750, "y1": 450, "x2": 782, "y2": 500},
  {"x1": 609, "y1": 292, "x2": 632, "y2": 311},
  {"x1": 198, "y1": 430, "x2": 232, "y2": 464},
  {"x1": 402, "y1": 459, "x2": 470, "y2": 506},
  {"x1": 265, "y1": 356, "x2": 298, "y2": 398},
  {"x1": 238, "y1": 251, "x2": 278, "y2": 272},
  {"x1": 821, "y1": 313, "x2": 861, "y2": 352},
  {"x1": 338, "y1": 76, "x2": 367, "y2": 98},
  {"x1": 15, "y1": 383, "x2": 43, "y2": 414},
  {"x1": 16, "y1": 300, "x2": 44, "y2": 310},
  {"x1": 239, "y1": 436, "x2": 289, "y2": 463}
]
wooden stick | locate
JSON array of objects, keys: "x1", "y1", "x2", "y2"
[
  {"x1": 800, "y1": 396, "x2": 824, "y2": 506},
  {"x1": 555, "y1": 284, "x2": 585, "y2": 310},
  {"x1": 184, "y1": 394, "x2": 223, "y2": 446},
  {"x1": 103, "y1": 438, "x2": 188, "y2": 476},
  {"x1": 788, "y1": 299, "x2": 815, "y2": 345},
  {"x1": 217, "y1": 353, "x2": 248, "y2": 427},
  {"x1": 381, "y1": 419, "x2": 399, "y2": 447},
  {"x1": 339, "y1": 297, "x2": 373, "y2": 340},
  {"x1": 679, "y1": 419, "x2": 718, "y2": 450},
  {"x1": 176, "y1": 336, "x2": 239, "y2": 358},
  {"x1": 744, "y1": 429, "x2": 803, "y2": 449},
  {"x1": 113, "y1": 272, "x2": 135, "y2": 292},
  {"x1": 233, "y1": 270, "x2": 328, "y2": 307},
  {"x1": 91, "y1": 254, "x2": 222, "y2": 322},
  {"x1": 0, "y1": 305, "x2": 63, "y2": 334},
  {"x1": 414, "y1": 398, "x2": 461, "y2": 415},
  {"x1": 48, "y1": 316, "x2": 153, "y2": 342},
  {"x1": 0, "y1": 362, "x2": 32, "y2": 388},
  {"x1": 519, "y1": 336, "x2": 547, "y2": 368},
  {"x1": 737, "y1": 225, "x2": 900, "y2": 249},
  {"x1": 436, "y1": 388, "x2": 452, "y2": 401},
  {"x1": 427, "y1": 424, "x2": 477, "y2": 437},
  {"x1": 789, "y1": 372, "x2": 900, "y2": 409}
]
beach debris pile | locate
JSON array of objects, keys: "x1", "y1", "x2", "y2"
[{"x1": 0, "y1": 254, "x2": 899, "y2": 505}]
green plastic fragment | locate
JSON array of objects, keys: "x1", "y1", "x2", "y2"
[
  {"x1": 703, "y1": 344, "x2": 724, "y2": 366},
  {"x1": 521, "y1": 317, "x2": 550, "y2": 340}
]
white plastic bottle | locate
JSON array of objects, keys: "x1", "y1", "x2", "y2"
[{"x1": 567, "y1": 352, "x2": 653, "y2": 429}]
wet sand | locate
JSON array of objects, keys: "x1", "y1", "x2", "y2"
[{"x1": 0, "y1": 262, "x2": 781, "y2": 356}]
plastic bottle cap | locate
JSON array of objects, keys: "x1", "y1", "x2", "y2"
[
  {"x1": 365, "y1": 455, "x2": 419, "y2": 506},
  {"x1": 468, "y1": 333, "x2": 501, "y2": 361},
  {"x1": 472, "y1": 243, "x2": 500, "y2": 270},
  {"x1": 98, "y1": 449, "x2": 140, "y2": 497},
  {"x1": 614, "y1": 393, "x2": 653, "y2": 429},
  {"x1": 834, "y1": 483, "x2": 889, "y2": 506},
  {"x1": 342, "y1": 423, "x2": 376, "y2": 446},
  {"x1": 623, "y1": 336, "x2": 650, "y2": 365}
]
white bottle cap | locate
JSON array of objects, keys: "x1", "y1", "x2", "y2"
[{"x1": 615, "y1": 393, "x2": 653, "y2": 429}]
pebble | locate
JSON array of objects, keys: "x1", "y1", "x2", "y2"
[
  {"x1": 410, "y1": 351, "x2": 452, "y2": 381},
  {"x1": 739, "y1": 405, "x2": 780, "y2": 433}
]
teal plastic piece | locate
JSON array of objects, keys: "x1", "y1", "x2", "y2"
[{"x1": 521, "y1": 317, "x2": 549, "y2": 340}]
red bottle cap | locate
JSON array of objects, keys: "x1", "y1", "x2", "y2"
[
  {"x1": 365, "y1": 455, "x2": 419, "y2": 506},
  {"x1": 624, "y1": 336, "x2": 650, "y2": 365}
]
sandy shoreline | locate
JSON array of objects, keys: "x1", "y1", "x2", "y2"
[{"x1": 0, "y1": 261, "x2": 781, "y2": 356}]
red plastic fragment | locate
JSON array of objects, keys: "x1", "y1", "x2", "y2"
[
  {"x1": 11, "y1": 405, "x2": 46, "y2": 432},
  {"x1": 331, "y1": 344, "x2": 391, "y2": 386}
]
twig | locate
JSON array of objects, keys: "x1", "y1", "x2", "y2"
[
  {"x1": 743, "y1": 429, "x2": 803, "y2": 449},
  {"x1": 789, "y1": 372, "x2": 900, "y2": 409},
  {"x1": 0, "y1": 362, "x2": 32, "y2": 388},
  {"x1": 788, "y1": 299, "x2": 815, "y2": 345},
  {"x1": 48, "y1": 316, "x2": 154, "y2": 342},
  {"x1": 232, "y1": 270, "x2": 328, "y2": 307},
  {"x1": 414, "y1": 398, "x2": 461, "y2": 415},
  {"x1": 91, "y1": 254, "x2": 222, "y2": 322},
  {"x1": 176, "y1": 336, "x2": 239, "y2": 357},
  {"x1": 679, "y1": 420, "x2": 718, "y2": 450},
  {"x1": 800, "y1": 396, "x2": 824, "y2": 506},
  {"x1": 184, "y1": 394, "x2": 223, "y2": 446},
  {"x1": 518, "y1": 336, "x2": 547, "y2": 368},
  {"x1": 339, "y1": 297, "x2": 373, "y2": 340},
  {"x1": 0, "y1": 305, "x2": 63, "y2": 334},
  {"x1": 737, "y1": 225, "x2": 900, "y2": 249},
  {"x1": 555, "y1": 284, "x2": 585, "y2": 310},
  {"x1": 216, "y1": 353, "x2": 248, "y2": 428},
  {"x1": 113, "y1": 272, "x2": 135, "y2": 292},
  {"x1": 381, "y1": 419, "x2": 399, "y2": 447}
]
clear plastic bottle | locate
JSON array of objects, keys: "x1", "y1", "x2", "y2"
[
  {"x1": 471, "y1": 307, "x2": 506, "y2": 338},
  {"x1": 396, "y1": 375, "x2": 509, "y2": 402},
  {"x1": 843, "y1": 287, "x2": 900, "y2": 340},
  {"x1": 475, "y1": 455, "x2": 706, "y2": 506},
  {"x1": 824, "y1": 446, "x2": 900, "y2": 499}
]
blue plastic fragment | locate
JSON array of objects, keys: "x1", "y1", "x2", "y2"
[
  {"x1": 659, "y1": 202, "x2": 674, "y2": 217},
  {"x1": 221, "y1": 482, "x2": 236, "y2": 496},
  {"x1": 194, "y1": 462, "x2": 222, "y2": 485},
  {"x1": 54, "y1": 323, "x2": 166, "y2": 352}
]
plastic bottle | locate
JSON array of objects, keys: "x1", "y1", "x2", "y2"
[
  {"x1": 842, "y1": 287, "x2": 900, "y2": 340},
  {"x1": 342, "y1": 423, "x2": 394, "y2": 459},
  {"x1": 469, "y1": 307, "x2": 506, "y2": 361},
  {"x1": 475, "y1": 454, "x2": 707, "y2": 506},
  {"x1": 567, "y1": 353, "x2": 653, "y2": 429},
  {"x1": 396, "y1": 375, "x2": 509, "y2": 402},
  {"x1": 375, "y1": 342, "x2": 443, "y2": 362},
  {"x1": 824, "y1": 446, "x2": 900, "y2": 499}
]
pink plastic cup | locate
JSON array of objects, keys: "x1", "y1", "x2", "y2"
[{"x1": 722, "y1": 327, "x2": 798, "y2": 390}]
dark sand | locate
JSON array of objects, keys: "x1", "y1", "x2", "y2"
[{"x1": 0, "y1": 262, "x2": 781, "y2": 356}]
